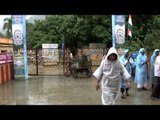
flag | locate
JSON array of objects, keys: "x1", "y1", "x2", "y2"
[{"x1": 128, "y1": 15, "x2": 133, "y2": 37}]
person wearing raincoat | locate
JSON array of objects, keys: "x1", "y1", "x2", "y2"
[
  {"x1": 93, "y1": 47, "x2": 131, "y2": 105},
  {"x1": 119, "y1": 49, "x2": 135, "y2": 99},
  {"x1": 149, "y1": 49, "x2": 160, "y2": 90},
  {"x1": 150, "y1": 54, "x2": 160, "y2": 100},
  {"x1": 134, "y1": 48, "x2": 149, "y2": 91},
  {"x1": 131, "y1": 51, "x2": 138, "y2": 77}
]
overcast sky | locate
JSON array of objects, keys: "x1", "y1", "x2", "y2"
[{"x1": 0, "y1": 15, "x2": 32, "y2": 33}]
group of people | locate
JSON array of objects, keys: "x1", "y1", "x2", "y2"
[{"x1": 93, "y1": 47, "x2": 160, "y2": 105}]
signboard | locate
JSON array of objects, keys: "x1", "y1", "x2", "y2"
[
  {"x1": 42, "y1": 44, "x2": 59, "y2": 65},
  {"x1": 6, "y1": 53, "x2": 13, "y2": 63},
  {"x1": 42, "y1": 44, "x2": 58, "y2": 49},
  {"x1": 0, "y1": 53, "x2": 13, "y2": 64},
  {"x1": 42, "y1": 48, "x2": 59, "y2": 61},
  {"x1": 0, "y1": 53, "x2": 7, "y2": 64}
]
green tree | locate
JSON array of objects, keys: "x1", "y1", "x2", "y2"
[
  {"x1": 27, "y1": 15, "x2": 112, "y2": 49},
  {"x1": 26, "y1": 21, "x2": 36, "y2": 49},
  {"x1": 145, "y1": 30, "x2": 160, "y2": 51},
  {"x1": 3, "y1": 17, "x2": 12, "y2": 38},
  {"x1": 128, "y1": 15, "x2": 155, "y2": 45},
  {"x1": 119, "y1": 15, "x2": 157, "y2": 52},
  {"x1": 26, "y1": 15, "x2": 160, "y2": 52}
]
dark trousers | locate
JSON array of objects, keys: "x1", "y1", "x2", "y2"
[
  {"x1": 121, "y1": 88, "x2": 129, "y2": 93},
  {"x1": 151, "y1": 76, "x2": 160, "y2": 98}
]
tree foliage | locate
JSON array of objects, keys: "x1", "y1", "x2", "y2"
[
  {"x1": 26, "y1": 15, "x2": 112, "y2": 50},
  {"x1": 120, "y1": 15, "x2": 160, "y2": 52},
  {"x1": 3, "y1": 17, "x2": 12, "y2": 38},
  {"x1": 2, "y1": 15, "x2": 160, "y2": 53}
]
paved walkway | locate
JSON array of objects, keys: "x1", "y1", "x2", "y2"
[{"x1": 0, "y1": 75, "x2": 159, "y2": 105}]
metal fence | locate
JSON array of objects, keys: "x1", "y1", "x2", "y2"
[{"x1": 27, "y1": 48, "x2": 107, "y2": 76}]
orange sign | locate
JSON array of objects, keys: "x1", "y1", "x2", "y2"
[{"x1": 0, "y1": 38, "x2": 13, "y2": 44}]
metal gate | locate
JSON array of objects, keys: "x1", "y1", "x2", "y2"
[
  {"x1": 27, "y1": 48, "x2": 107, "y2": 76},
  {"x1": 27, "y1": 49, "x2": 64, "y2": 76}
]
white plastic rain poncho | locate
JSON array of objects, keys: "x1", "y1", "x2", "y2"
[
  {"x1": 93, "y1": 47, "x2": 131, "y2": 105},
  {"x1": 119, "y1": 49, "x2": 135, "y2": 88},
  {"x1": 134, "y1": 48, "x2": 148, "y2": 88},
  {"x1": 150, "y1": 49, "x2": 160, "y2": 84}
]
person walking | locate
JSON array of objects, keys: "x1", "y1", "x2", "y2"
[{"x1": 93, "y1": 47, "x2": 131, "y2": 105}]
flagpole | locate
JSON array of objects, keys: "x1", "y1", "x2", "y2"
[{"x1": 112, "y1": 15, "x2": 116, "y2": 48}]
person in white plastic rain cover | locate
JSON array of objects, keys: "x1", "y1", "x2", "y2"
[{"x1": 93, "y1": 47, "x2": 131, "y2": 105}]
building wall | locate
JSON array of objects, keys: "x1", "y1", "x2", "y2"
[
  {"x1": 0, "y1": 44, "x2": 13, "y2": 53},
  {"x1": 0, "y1": 38, "x2": 13, "y2": 53}
]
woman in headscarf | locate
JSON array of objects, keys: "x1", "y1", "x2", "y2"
[
  {"x1": 93, "y1": 47, "x2": 131, "y2": 105},
  {"x1": 135, "y1": 48, "x2": 149, "y2": 91},
  {"x1": 119, "y1": 49, "x2": 135, "y2": 99},
  {"x1": 149, "y1": 49, "x2": 160, "y2": 90}
]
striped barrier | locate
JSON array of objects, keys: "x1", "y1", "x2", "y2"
[
  {"x1": 0, "y1": 53, "x2": 14, "y2": 85},
  {"x1": 0, "y1": 63, "x2": 14, "y2": 85}
]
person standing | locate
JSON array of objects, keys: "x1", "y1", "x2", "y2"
[
  {"x1": 119, "y1": 49, "x2": 135, "y2": 99},
  {"x1": 150, "y1": 54, "x2": 160, "y2": 100},
  {"x1": 135, "y1": 48, "x2": 149, "y2": 91},
  {"x1": 149, "y1": 49, "x2": 160, "y2": 90}
]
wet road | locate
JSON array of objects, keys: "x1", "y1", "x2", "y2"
[{"x1": 0, "y1": 75, "x2": 160, "y2": 105}]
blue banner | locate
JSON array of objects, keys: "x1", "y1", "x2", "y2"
[
  {"x1": 23, "y1": 15, "x2": 28, "y2": 80},
  {"x1": 12, "y1": 15, "x2": 28, "y2": 80},
  {"x1": 112, "y1": 15, "x2": 126, "y2": 48},
  {"x1": 115, "y1": 15, "x2": 125, "y2": 44}
]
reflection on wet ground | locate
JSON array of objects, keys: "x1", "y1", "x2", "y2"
[{"x1": 0, "y1": 75, "x2": 160, "y2": 105}]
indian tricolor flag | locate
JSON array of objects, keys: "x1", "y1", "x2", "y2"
[{"x1": 128, "y1": 15, "x2": 132, "y2": 37}]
